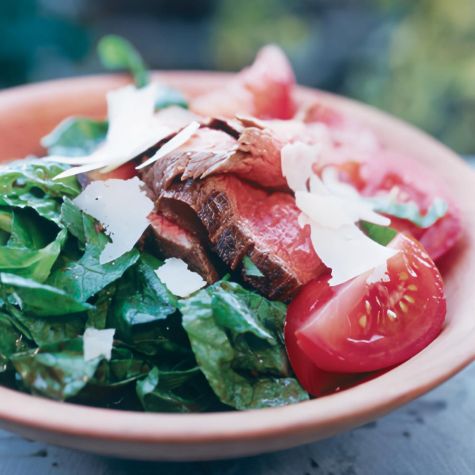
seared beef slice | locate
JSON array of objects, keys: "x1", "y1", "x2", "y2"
[
  {"x1": 148, "y1": 212, "x2": 219, "y2": 284},
  {"x1": 157, "y1": 175, "x2": 326, "y2": 300}
]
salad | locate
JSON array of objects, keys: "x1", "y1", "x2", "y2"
[{"x1": 0, "y1": 36, "x2": 461, "y2": 412}]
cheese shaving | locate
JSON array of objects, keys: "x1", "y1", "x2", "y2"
[
  {"x1": 155, "y1": 258, "x2": 206, "y2": 298},
  {"x1": 49, "y1": 83, "x2": 183, "y2": 179},
  {"x1": 73, "y1": 177, "x2": 154, "y2": 264},
  {"x1": 83, "y1": 328, "x2": 115, "y2": 361},
  {"x1": 282, "y1": 142, "x2": 397, "y2": 286},
  {"x1": 136, "y1": 121, "x2": 201, "y2": 170}
]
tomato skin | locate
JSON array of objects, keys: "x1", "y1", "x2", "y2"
[
  {"x1": 286, "y1": 234, "x2": 446, "y2": 378},
  {"x1": 285, "y1": 277, "x2": 371, "y2": 396}
]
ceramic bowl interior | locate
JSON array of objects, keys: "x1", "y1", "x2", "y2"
[{"x1": 0, "y1": 73, "x2": 473, "y2": 461}]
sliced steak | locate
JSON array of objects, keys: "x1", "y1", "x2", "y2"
[
  {"x1": 148, "y1": 212, "x2": 219, "y2": 284},
  {"x1": 156, "y1": 175, "x2": 326, "y2": 300}
]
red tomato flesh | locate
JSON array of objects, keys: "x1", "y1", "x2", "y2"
[{"x1": 285, "y1": 234, "x2": 446, "y2": 382}]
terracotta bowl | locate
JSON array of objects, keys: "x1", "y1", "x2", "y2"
[{"x1": 0, "y1": 73, "x2": 474, "y2": 461}]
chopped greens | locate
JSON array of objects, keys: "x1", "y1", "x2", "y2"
[
  {"x1": 0, "y1": 36, "x2": 317, "y2": 413},
  {"x1": 41, "y1": 117, "x2": 108, "y2": 157},
  {"x1": 97, "y1": 35, "x2": 149, "y2": 88},
  {"x1": 96, "y1": 34, "x2": 188, "y2": 109},
  {"x1": 179, "y1": 281, "x2": 308, "y2": 410},
  {"x1": 11, "y1": 339, "x2": 101, "y2": 400}
]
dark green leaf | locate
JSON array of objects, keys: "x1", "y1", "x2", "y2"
[
  {"x1": 371, "y1": 196, "x2": 448, "y2": 228},
  {"x1": 136, "y1": 366, "x2": 218, "y2": 413},
  {"x1": 0, "y1": 159, "x2": 81, "y2": 224},
  {"x1": 48, "y1": 200, "x2": 139, "y2": 301},
  {"x1": 11, "y1": 339, "x2": 101, "y2": 400},
  {"x1": 0, "y1": 208, "x2": 67, "y2": 283},
  {"x1": 0, "y1": 312, "x2": 29, "y2": 372},
  {"x1": 41, "y1": 117, "x2": 108, "y2": 157},
  {"x1": 242, "y1": 255, "x2": 264, "y2": 278},
  {"x1": 108, "y1": 257, "x2": 187, "y2": 359},
  {"x1": 6, "y1": 305, "x2": 84, "y2": 347},
  {"x1": 0, "y1": 273, "x2": 92, "y2": 316},
  {"x1": 86, "y1": 284, "x2": 116, "y2": 330},
  {"x1": 97, "y1": 35, "x2": 149, "y2": 88},
  {"x1": 91, "y1": 347, "x2": 150, "y2": 388},
  {"x1": 360, "y1": 221, "x2": 398, "y2": 246},
  {"x1": 179, "y1": 281, "x2": 308, "y2": 410},
  {"x1": 110, "y1": 257, "x2": 177, "y2": 339}
]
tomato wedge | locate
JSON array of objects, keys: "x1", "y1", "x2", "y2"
[{"x1": 285, "y1": 233, "x2": 446, "y2": 381}]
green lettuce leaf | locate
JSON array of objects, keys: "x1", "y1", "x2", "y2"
[
  {"x1": 42, "y1": 117, "x2": 108, "y2": 157},
  {"x1": 0, "y1": 312, "x2": 30, "y2": 372},
  {"x1": 0, "y1": 209, "x2": 67, "y2": 283},
  {"x1": 97, "y1": 35, "x2": 188, "y2": 109},
  {"x1": 136, "y1": 366, "x2": 219, "y2": 413},
  {"x1": 110, "y1": 257, "x2": 177, "y2": 339},
  {"x1": 11, "y1": 339, "x2": 101, "y2": 400},
  {"x1": 108, "y1": 257, "x2": 189, "y2": 359},
  {"x1": 5, "y1": 305, "x2": 84, "y2": 347},
  {"x1": 0, "y1": 273, "x2": 93, "y2": 316},
  {"x1": 97, "y1": 35, "x2": 149, "y2": 88},
  {"x1": 91, "y1": 347, "x2": 150, "y2": 388},
  {"x1": 0, "y1": 159, "x2": 81, "y2": 224},
  {"x1": 47, "y1": 199, "x2": 139, "y2": 301},
  {"x1": 179, "y1": 281, "x2": 308, "y2": 410}
]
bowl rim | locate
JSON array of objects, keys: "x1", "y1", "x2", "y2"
[{"x1": 0, "y1": 72, "x2": 474, "y2": 457}]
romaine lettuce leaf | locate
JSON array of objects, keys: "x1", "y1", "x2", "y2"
[
  {"x1": 0, "y1": 159, "x2": 80, "y2": 224},
  {"x1": 42, "y1": 117, "x2": 108, "y2": 157},
  {"x1": 0, "y1": 273, "x2": 92, "y2": 316},
  {"x1": 11, "y1": 338, "x2": 101, "y2": 400},
  {"x1": 97, "y1": 35, "x2": 149, "y2": 88},
  {"x1": 179, "y1": 281, "x2": 309, "y2": 410},
  {"x1": 0, "y1": 209, "x2": 67, "y2": 283},
  {"x1": 136, "y1": 366, "x2": 219, "y2": 413},
  {"x1": 47, "y1": 199, "x2": 139, "y2": 301}
]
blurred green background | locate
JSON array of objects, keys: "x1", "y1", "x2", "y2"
[{"x1": 1, "y1": 0, "x2": 474, "y2": 153}]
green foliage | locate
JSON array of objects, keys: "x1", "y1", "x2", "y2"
[
  {"x1": 97, "y1": 35, "x2": 149, "y2": 88},
  {"x1": 41, "y1": 117, "x2": 108, "y2": 157},
  {"x1": 47, "y1": 199, "x2": 139, "y2": 302},
  {"x1": 11, "y1": 339, "x2": 101, "y2": 400},
  {"x1": 0, "y1": 159, "x2": 81, "y2": 224},
  {"x1": 179, "y1": 281, "x2": 308, "y2": 410},
  {"x1": 136, "y1": 366, "x2": 219, "y2": 413}
]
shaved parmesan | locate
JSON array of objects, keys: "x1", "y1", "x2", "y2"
[
  {"x1": 73, "y1": 177, "x2": 154, "y2": 264},
  {"x1": 136, "y1": 121, "x2": 201, "y2": 170},
  {"x1": 49, "y1": 83, "x2": 179, "y2": 179},
  {"x1": 83, "y1": 328, "x2": 115, "y2": 361},
  {"x1": 155, "y1": 258, "x2": 206, "y2": 298},
  {"x1": 282, "y1": 142, "x2": 397, "y2": 286}
]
